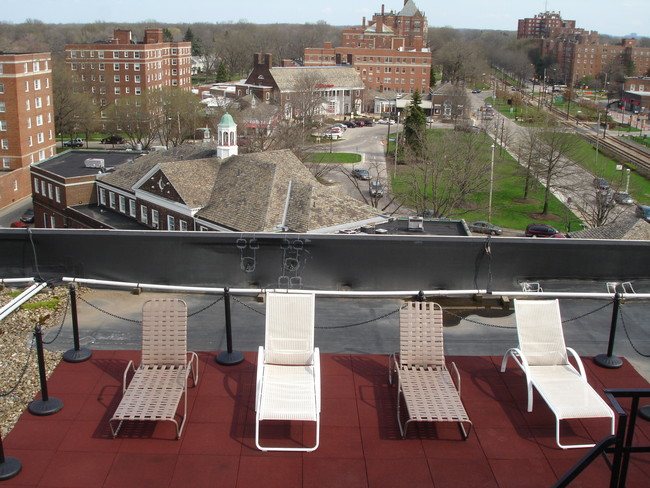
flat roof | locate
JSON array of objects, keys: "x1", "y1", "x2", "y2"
[
  {"x1": 70, "y1": 203, "x2": 147, "y2": 230},
  {"x1": 374, "y1": 218, "x2": 469, "y2": 236},
  {"x1": 35, "y1": 150, "x2": 145, "y2": 179}
]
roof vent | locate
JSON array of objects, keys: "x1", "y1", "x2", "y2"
[
  {"x1": 84, "y1": 158, "x2": 105, "y2": 168},
  {"x1": 407, "y1": 216, "x2": 424, "y2": 232}
]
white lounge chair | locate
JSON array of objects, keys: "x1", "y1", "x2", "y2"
[
  {"x1": 501, "y1": 299, "x2": 615, "y2": 449},
  {"x1": 109, "y1": 299, "x2": 198, "y2": 439},
  {"x1": 255, "y1": 291, "x2": 320, "y2": 452},
  {"x1": 389, "y1": 301, "x2": 472, "y2": 439}
]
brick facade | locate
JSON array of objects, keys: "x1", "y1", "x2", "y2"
[
  {"x1": 65, "y1": 29, "x2": 192, "y2": 117},
  {"x1": 0, "y1": 52, "x2": 56, "y2": 210}
]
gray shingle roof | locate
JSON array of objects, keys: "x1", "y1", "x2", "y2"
[
  {"x1": 99, "y1": 142, "x2": 218, "y2": 191},
  {"x1": 158, "y1": 159, "x2": 219, "y2": 209},
  {"x1": 268, "y1": 67, "x2": 364, "y2": 93},
  {"x1": 567, "y1": 217, "x2": 650, "y2": 240},
  {"x1": 399, "y1": 0, "x2": 423, "y2": 17}
]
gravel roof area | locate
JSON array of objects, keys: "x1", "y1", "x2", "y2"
[{"x1": 0, "y1": 285, "x2": 71, "y2": 437}]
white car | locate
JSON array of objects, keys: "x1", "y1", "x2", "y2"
[{"x1": 378, "y1": 118, "x2": 395, "y2": 125}]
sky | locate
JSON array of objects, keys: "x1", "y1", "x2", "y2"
[{"x1": 2, "y1": 0, "x2": 649, "y2": 38}]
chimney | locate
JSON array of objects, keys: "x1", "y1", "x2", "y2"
[
  {"x1": 144, "y1": 28, "x2": 163, "y2": 44},
  {"x1": 264, "y1": 53, "x2": 272, "y2": 67},
  {"x1": 381, "y1": 4, "x2": 385, "y2": 16},
  {"x1": 324, "y1": 41, "x2": 332, "y2": 49},
  {"x1": 362, "y1": 16, "x2": 366, "y2": 27}
]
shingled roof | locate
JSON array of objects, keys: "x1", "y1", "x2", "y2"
[
  {"x1": 99, "y1": 142, "x2": 218, "y2": 191},
  {"x1": 567, "y1": 217, "x2": 650, "y2": 240},
  {"x1": 268, "y1": 67, "x2": 364, "y2": 93},
  {"x1": 399, "y1": 0, "x2": 423, "y2": 17},
  {"x1": 196, "y1": 149, "x2": 382, "y2": 233}
]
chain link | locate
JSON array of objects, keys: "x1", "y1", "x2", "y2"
[
  {"x1": 187, "y1": 296, "x2": 224, "y2": 317},
  {"x1": 0, "y1": 336, "x2": 35, "y2": 398},
  {"x1": 42, "y1": 293, "x2": 70, "y2": 345},
  {"x1": 619, "y1": 306, "x2": 650, "y2": 358},
  {"x1": 443, "y1": 309, "x2": 516, "y2": 329}
]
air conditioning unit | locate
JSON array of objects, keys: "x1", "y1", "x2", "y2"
[
  {"x1": 407, "y1": 216, "x2": 424, "y2": 232},
  {"x1": 84, "y1": 158, "x2": 105, "y2": 168}
]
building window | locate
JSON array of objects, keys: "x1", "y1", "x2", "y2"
[
  {"x1": 0, "y1": 121, "x2": 6, "y2": 131},
  {"x1": 134, "y1": 64, "x2": 140, "y2": 71},
  {"x1": 36, "y1": 115, "x2": 43, "y2": 126},
  {"x1": 55, "y1": 186, "x2": 60, "y2": 203},
  {"x1": 1, "y1": 139, "x2": 8, "y2": 150},
  {"x1": 33, "y1": 177, "x2": 39, "y2": 193},
  {"x1": 118, "y1": 195, "x2": 126, "y2": 213},
  {"x1": 98, "y1": 51, "x2": 105, "y2": 58},
  {"x1": 48, "y1": 183, "x2": 53, "y2": 199},
  {"x1": 180, "y1": 220, "x2": 188, "y2": 231},
  {"x1": 114, "y1": 75, "x2": 120, "y2": 83},
  {"x1": 151, "y1": 209, "x2": 159, "y2": 228},
  {"x1": 41, "y1": 180, "x2": 46, "y2": 195},
  {"x1": 134, "y1": 75, "x2": 141, "y2": 83},
  {"x1": 35, "y1": 97, "x2": 42, "y2": 109},
  {"x1": 3, "y1": 157, "x2": 10, "y2": 169},
  {"x1": 14, "y1": 180, "x2": 18, "y2": 192},
  {"x1": 99, "y1": 63, "x2": 105, "y2": 71},
  {"x1": 129, "y1": 199, "x2": 136, "y2": 217},
  {"x1": 140, "y1": 205, "x2": 148, "y2": 224},
  {"x1": 113, "y1": 63, "x2": 119, "y2": 71},
  {"x1": 167, "y1": 215, "x2": 175, "y2": 231},
  {"x1": 109, "y1": 192, "x2": 115, "y2": 209},
  {"x1": 113, "y1": 51, "x2": 119, "y2": 58},
  {"x1": 135, "y1": 87, "x2": 141, "y2": 95},
  {"x1": 37, "y1": 132, "x2": 44, "y2": 143},
  {"x1": 114, "y1": 87, "x2": 121, "y2": 95},
  {"x1": 0, "y1": 102, "x2": 5, "y2": 113}
]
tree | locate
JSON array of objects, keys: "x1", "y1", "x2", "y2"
[
  {"x1": 155, "y1": 88, "x2": 206, "y2": 147},
  {"x1": 52, "y1": 61, "x2": 98, "y2": 145},
  {"x1": 215, "y1": 61, "x2": 229, "y2": 82},
  {"x1": 162, "y1": 28, "x2": 173, "y2": 42},
  {"x1": 533, "y1": 121, "x2": 581, "y2": 215},
  {"x1": 105, "y1": 93, "x2": 160, "y2": 150},
  {"x1": 394, "y1": 131, "x2": 490, "y2": 218},
  {"x1": 403, "y1": 90, "x2": 426, "y2": 155}
]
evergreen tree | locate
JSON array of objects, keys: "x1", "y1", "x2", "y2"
[
  {"x1": 162, "y1": 28, "x2": 173, "y2": 42},
  {"x1": 215, "y1": 62, "x2": 229, "y2": 83},
  {"x1": 403, "y1": 90, "x2": 427, "y2": 155},
  {"x1": 184, "y1": 27, "x2": 202, "y2": 56}
]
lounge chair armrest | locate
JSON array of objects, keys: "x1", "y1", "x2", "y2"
[
  {"x1": 256, "y1": 346, "x2": 265, "y2": 411},
  {"x1": 501, "y1": 347, "x2": 529, "y2": 375},
  {"x1": 314, "y1": 347, "x2": 321, "y2": 412},
  {"x1": 450, "y1": 361, "x2": 461, "y2": 395},
  {"x1": 388, "y1": 352, "x2": 399, "y2": 385},
  {"x1": 566, "y1": 347, "x2": 587, "y2": 379},
  {"x1": 187, "y1": 351, "x2": 199, "y2": 385},
  {"x1": 122, "y1": 360, "x2": 135, "y2": 393}
]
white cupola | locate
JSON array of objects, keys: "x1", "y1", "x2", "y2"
[{"x1": 217, "y1": 112, "x2": 238, "y2": 158}]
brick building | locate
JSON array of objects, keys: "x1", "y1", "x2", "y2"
[
  {"x1": 64, "y1": 29, "x2": 192, "y2": 118},
  {"x1": 518, "y1": 11, "x2": 650, "y2": 86},
  {"x1": 303, "y1": 1, "x2": 431, "y2": 97},
  {"x1": 621, "y1": 77, "x2": 650, "y2": 115},
  {"x1": 0, "y1": 52, "x2": 56, "y2": 210},
  {"x1": 237, "y1": 54, "x2": 364, "y2": 118}
]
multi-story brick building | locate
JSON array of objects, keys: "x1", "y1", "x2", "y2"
[
  {"x1": 518, "y1": 11, "x2": 650, "y2": 86},
  {"x1": 64, "y1": 29, "x2": 192, "y2": 118},
  {"x1": 0, "y1": 52, "x2": 56, "y2": 210},
  {"x1": 304, "y1": 1, "x2": 431, "y2": 97}
]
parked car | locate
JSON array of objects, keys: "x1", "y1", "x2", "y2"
[
  {"x1": 101, "y1": 135, "x2": 125, "y2": 144},
  {"x1": 593, "y1": 177, "x2": 610, "y2": 191},
  {"x1": 636, "y1": 204, "x2": 650, "y2": 222},
  {"x1": 597, "y1": 191, "x2": 615, "y2": 208},
  {"x1": 331, "y1": 123, "x2": 347, "y2": 132},
  {"x1": 613, "y1": 192, "x2": 634, "y2": 205},
  {"x1": 369, "y1": 180, "x2": 384, "y2": 197},
  {"x1": 63, "y1": 138, "x2": 84, "y2": 148},
  {"x1": 377, "y1": 118, "x2": 395, "y2": 125},
  {"x1": 525, "y1": 223, "x2": 566, "y2": 238},
  {"x1": 471, "y1": 89, "x2": 482, "y2": 94},
  {"x1": 10, "y1": 221, "x2": 27, "y2": 228},
  {"x1": 362, "y1": 119, "x2": 374, "y2": 127},
  {"x1": 468, "y1": 221, "x2": 502, "y2": 236},
  {"x1": 345, "y1": 121, "x2": 358, "y2": 128},
  {"x1": 351, "y1": 168, "x2": 371, "y2": 180},
  {"x1": 20, "y1": 208, "x2": 34, "y2": 224},
  {"x1": 325, "y1": 127, "x2": 342, "y2": 134}
]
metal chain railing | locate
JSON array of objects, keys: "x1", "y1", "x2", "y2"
[
  {"x1": 77, "y1": 293, "x2": 223, "y2": 323},
  {"x1": 0, "y1": 336, "x2": 35, "y2": 398},
  {"x1": 42, "y1": 293, "x2": 70, "y2": 345},
  {"x1": 619, "y1": 306, "x2": 650, "y2": 358},
  {"x1": 443, "y1": 309, "x2": 516, "y2": 329}
]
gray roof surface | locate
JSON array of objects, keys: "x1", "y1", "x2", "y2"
[
  {"x1": 158, "y1": 159, "x2": 219, "y2": 209},
  {"x1": 398, "y1": 0, "x2": 423, "y2": 17},
  {"x1": 268, "y1": 66, "x2": 364, "y2": 92},
  {"x1": 35, "y1": 150, "x2": 143, "y2": 179},
  {"x1": 567, "y1": 217, "x2": 650, "y2": 240},
  {"x1": 98, "y1": 142, "x2": 218, "y2": 191}
]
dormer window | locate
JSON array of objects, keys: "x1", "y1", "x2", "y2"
[{"x1": 258, "y1": 75, "x2": 264, "y2": 79}]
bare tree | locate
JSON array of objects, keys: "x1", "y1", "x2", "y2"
[
  {"x1": 105, "y1": 93, "x2": 160, "y2": 150},
  {"x1": 156, "y1": 88, "x2": 206, "y2": 147},
  {"x1": 393, "y1": 130, "x2": 490, "y2": 217}
]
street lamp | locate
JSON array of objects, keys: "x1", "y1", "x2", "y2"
[
  {"x1": 488, "y1": 143, "x2": 495, "y2": 222},
  {"x1": 625, "y1": 168, "x2": 631, "y2": 193}
]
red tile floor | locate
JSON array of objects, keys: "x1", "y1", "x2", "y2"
[{"x1": 2, "y1": 351, "x2": 650, "y2": 487}]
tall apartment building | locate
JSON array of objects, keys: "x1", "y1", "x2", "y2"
[
  {"x1": 65, "y1": 29, "x2": 192, "y2": 117},
  {"x1": 304, "y1": 1, "x2": 431, "y2": 96},
  {"x1": 0, "y1": 52, "x2": 56, "y2": 210},
  {"x1": 518, "y1": 11, "x2": 650, "y2": 86}
]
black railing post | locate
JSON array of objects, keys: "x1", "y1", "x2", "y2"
[
  {"x1": 0, "y1": 436, "x2": 22, "y2": 481},
  {"x1": 28, "y1": 325, "x2": 63, "y2": 416},
  {"x1": 215, "y1": 287, "x2": 244, "y2": 366},
  {"x1": 62, "y1": 284, "x2": 92, "y2": 363},
  {"x1": 594, "y1": 293, "x2": 623, "y2": 369}
]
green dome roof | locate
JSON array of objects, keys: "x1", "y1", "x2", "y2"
[{"x1": 218, "y1": 113, "x2": 237, "y2": 127}]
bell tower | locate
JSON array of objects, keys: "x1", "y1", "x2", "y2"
[{"x1": 217, "y1": 112, "x2": 238, "y2": 159}]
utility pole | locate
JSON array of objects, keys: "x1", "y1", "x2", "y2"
[{"x1": 488, "y1": 143, "x2": 496, "y2": 222}]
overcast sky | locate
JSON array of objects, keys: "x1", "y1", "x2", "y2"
[{"x1": 3, "y1": 0, "x2": 649, "y2": 38}]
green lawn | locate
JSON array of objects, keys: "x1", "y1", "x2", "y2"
[
  {"x1": 631, "y1": 135, "x2": 650, "y2": 148},
  {"x1": 391, "y1": 130, "x2": 581, "y2": 233},
  {"x1": 306, "y1": 152, "x2": 361, "y2": 164}
]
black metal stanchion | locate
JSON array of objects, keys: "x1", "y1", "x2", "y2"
[
  {"x1": 0, "y1": 436, "x2": 21, "y2": 481},
  {"x1": 28, "y1": 325, "x2": 63, "y2": 416},
  {"x1": 215, "y1": 287, "x2": 244, "y2": 366},
  {"x1": 62, "y1": 284, "x2": 92, "y2": 363},
  {"x1": 594, "y1": 293, "x2": 624, "y2": 369}
]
